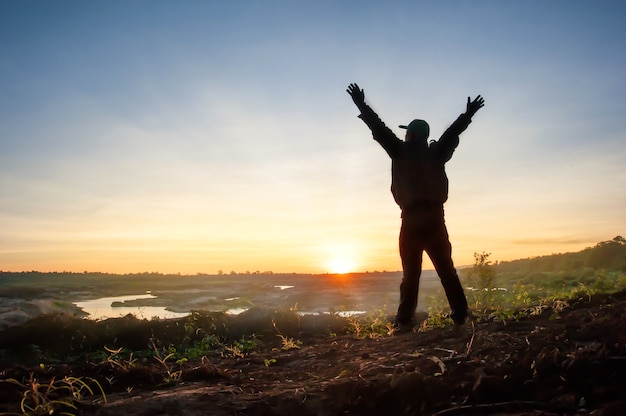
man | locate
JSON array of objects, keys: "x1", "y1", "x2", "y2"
[{"x1": 347, "y1": 83, "x2": 485, "y2": 330}]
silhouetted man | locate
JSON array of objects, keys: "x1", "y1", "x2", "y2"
[{"x1": 347, "y1": 83, "x2": 484, "y2": 330}]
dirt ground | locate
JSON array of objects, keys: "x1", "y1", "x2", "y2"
[{"x1": 1, "y1": 290, "x2": 626, "y2": 416}]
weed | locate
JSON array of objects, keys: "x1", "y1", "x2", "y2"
[
  {"x1": 222, "y1": 336, "x2": 259, "y2": 358},
  {"x1": 2, "y1": 373, "x2": 106, "y2": 416},
  {"x1": 170, "y1": 333, "x2": 223, "y2": 360},
  {"x1": 103, "y1": 346, "x2": 137, "y2": 372},
  {"x1": 272, "y1": 321, "x2": 302, "y2": 350},
  {"x1": 277, "y1": 334, "x2": 302, "y2": 350},
  {"x1": 347, "y1": 310, "x2": 393, "y2": 339},
  {"x1": 418, "y1": 295, "x2": 451, "y2": 331},
  {"x1": 150, "y1": 339, "x2": 184, "y2": 384}
]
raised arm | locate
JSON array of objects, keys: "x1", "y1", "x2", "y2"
[
  {"x1": 436, "y1": 95, "x2": 485, "y2": 162},
  {"x1": 346, "y1": 83, "x2": 402, "y2": 157},
  {"x1": 466, "y1": 95, "x2": 485, "y2": 117},
  {"x1": 347, "y1": 83, "x2": 367, "y2": 112}
]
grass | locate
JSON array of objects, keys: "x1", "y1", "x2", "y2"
[
  {"x1": 103, "y1": 346, "x2": 137, "y2": 372},
  {"x1": 1, "y1": 374, "x2": 106, "y2": 416},
  {"x1": 1, "y1": 267, "x2": 625, "y2": 414},
  {"x1": 4, "y1": 270, "x2": 625, "y2": 367},
  {"x1": 456, "y1": 269, "x2": 626, "y2": 325},
  {"x1": 150, "y1": 340, "x2": 184, "y2": 384},
  {"x1": 346, "y1": 309, "x2": 394, "y2": 338}
]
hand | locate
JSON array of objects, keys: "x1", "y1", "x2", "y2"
[
  {"x1": 347, "y1": 83, "x2": 366, "y2": 109},
  {"x1": 466, "y1": 95, "x2": 485, "y2": 116}
]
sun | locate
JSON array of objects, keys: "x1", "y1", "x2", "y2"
[{"x1": 327, "y1": 257, "x2": 354, "y2": 274}]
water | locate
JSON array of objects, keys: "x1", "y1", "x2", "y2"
[
  {"x1": 75, "y1": 292, "x2": 369, "y2": 320},
  {"x1": 297, "y1": 310, "x2": 367, "y2": 317},
  {"x1": 74, "y1": 276, "x2": 436, "y2": 320},
  {"x1": 75, "y1": 294, "x2": 262, "y2": 319},
  {"x1": 75, "y1": 294, "x2": 189, "y2": 320}
]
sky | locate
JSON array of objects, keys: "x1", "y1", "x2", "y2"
[{"x1": 1, "y1": 1, "x2": 625, "y2": 275}]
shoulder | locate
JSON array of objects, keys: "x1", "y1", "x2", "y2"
[
  {"x1": 427, "y1": 140, "x2": 441, "y2": 153},
  {"x1": 428, "y1": 140, "x2": 453, "y2": 162}
]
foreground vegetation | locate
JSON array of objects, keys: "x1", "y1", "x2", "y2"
[
  {"x1": 454, "y1": 236, "x2": 626, "y2": 325},
  {"x1": 1, "y1": 237, "x2": 625, "y2": 415}
]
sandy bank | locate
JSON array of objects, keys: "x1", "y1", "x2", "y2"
[{"x1": 0, "y1": 298, "x2": 86, "y2": 331}]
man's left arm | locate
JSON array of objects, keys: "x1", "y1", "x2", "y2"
[{"x1": 437, "y1": 95, "x2": 485, "y2": 161}]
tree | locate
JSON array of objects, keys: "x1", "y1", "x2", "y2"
[{"x1": 466, "y1": 251, "x2": 497, "y2": 306}]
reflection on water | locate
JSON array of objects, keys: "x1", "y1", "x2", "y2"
[
  {"x1": 75, "y1": 294, "x2": 188, "y2": 320},
  {"x1": 75, "y1": 292, "x2": 368, "y2": 320},
  {"x1": 298, "y1": 310, "x2": 367, "y2": 317},
  {"x1": 224, "y1": 307, "x2": 248, "y2": 315}
]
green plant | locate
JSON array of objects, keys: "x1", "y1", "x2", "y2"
[
  {"x1": 222, "y1": 336, "x2": 259, "y2": 358},
  {"x1": 183, "y1": 334, "x2": 222, "y2": 359},
  {"x1": 346, "y1": 310, "x2": 393, "y2": 339},
  {"x1": 422, "y1": 264, "x2": 625, "y2": 326},
  {"x1": 421, "y1": 308, "x2": 451, "y2": 330},
  {"x1": 150, "y1": 340, "x2": 184, "y2": 384},
  {"x1": 419, "y1": 294, "x2": 452, "y2": 330},
  {"x1": 465, "y1": 251, "x2": 498, "y2": 308}
]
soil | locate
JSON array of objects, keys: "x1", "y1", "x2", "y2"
[{"x1": 1, "y1": 290, "x2": 626, "y2": 416}]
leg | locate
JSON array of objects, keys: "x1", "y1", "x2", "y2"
[
  {"x1": 396, "y1": 218, "x2": 423, "y2": 325},
  {"x1": 425, "y1": 220, "x2": 468, "y2": 324}
]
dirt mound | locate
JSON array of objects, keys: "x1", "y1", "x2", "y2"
[{"x1": 1, "y1": 291, "x2": 626, "y2": 415}]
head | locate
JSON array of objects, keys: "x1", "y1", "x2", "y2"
[{"x1": 399, "y1": 119, "x2": 430, "y2": 143}]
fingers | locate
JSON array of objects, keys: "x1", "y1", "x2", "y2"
[
  {"x1": 466, "y1": 95, "x2": 485, "y2": 115},
  {"x1": 468, "y1": 95, "x2": 485, "y2": 111},
  {"x1": 347, "y1": 83, "x2": 365, "y2": 107},
  {"x1": 347, "y1": 83, "x2": 361, "y2": 95}
]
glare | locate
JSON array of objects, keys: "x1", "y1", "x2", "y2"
[{"x1": 327, "y1": 258, "x2": 354, "y2": 274}]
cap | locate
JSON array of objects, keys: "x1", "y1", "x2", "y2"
[{"x1": 399, "y1": 119, "x2": 430, "y2": 139}]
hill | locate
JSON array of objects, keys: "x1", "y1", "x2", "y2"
[
  {"x1": 493, "y1": 236, "x2": 626, "y2": 279},
  {"x1": 0, "y1": 289, "x2": 625, "y2": 415},
  {"x1": 1, "y1": 237, "x2": 625, "y2": 414}
]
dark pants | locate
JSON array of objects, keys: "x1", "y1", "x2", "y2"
[{"x1": 396, "y1": 206, "x2": 468, "y2": 324}]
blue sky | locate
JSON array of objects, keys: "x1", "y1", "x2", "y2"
[{"x1": 1, "y1": 1, "x2": 625, "y2": 274}]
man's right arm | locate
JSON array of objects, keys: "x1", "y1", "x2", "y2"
[
  {"x1": 347, "y1": 83, "x2": 401, "y2": 158},
  {"x1": 437, "y1": 95, "x2": 485, "y2": 162}
]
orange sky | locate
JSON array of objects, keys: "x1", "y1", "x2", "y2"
[{"x1": 1, "y1": 3, "x2": 624, "y2": 274}]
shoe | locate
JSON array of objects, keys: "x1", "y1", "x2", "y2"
[
  {"x1": 391, "y1": 320, "x2": 414, "y2": 335},
  {"x1": 450, "y1": 309, "x2": 469, "y2": 325}
]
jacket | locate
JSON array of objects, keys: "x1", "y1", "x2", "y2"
[{"x1": 358, "y1": 105, "x2": 473, "y2": 211}]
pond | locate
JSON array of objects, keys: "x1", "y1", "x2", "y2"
[
  {"x1": 75, "y1": 291, "x2": 369, "y2": 320},
  {"x1": 75, "y1": 293, "x2": 189, "y2": 320}
]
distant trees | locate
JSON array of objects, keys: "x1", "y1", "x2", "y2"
[
  {"x1": 585, "y1": 236, "x2": 626, "y2": 270},
  {"x1": 495, "y1": 236, "x2": 626, "y2": 275}
]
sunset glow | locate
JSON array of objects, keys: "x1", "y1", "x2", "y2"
[
  {"x1": 1, "y1": 3, "x2": 624, "y2": 274},
  {"x1": 327, "y1": 258, "x2": 355, "y2": 275}
]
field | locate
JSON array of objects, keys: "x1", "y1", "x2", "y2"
[
  {"x1": 1, "y1": 238, "x2": 625, "y2": 415},
  {"x1": 0, "y1": 270, "x2": 443, "y2": 331}
]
